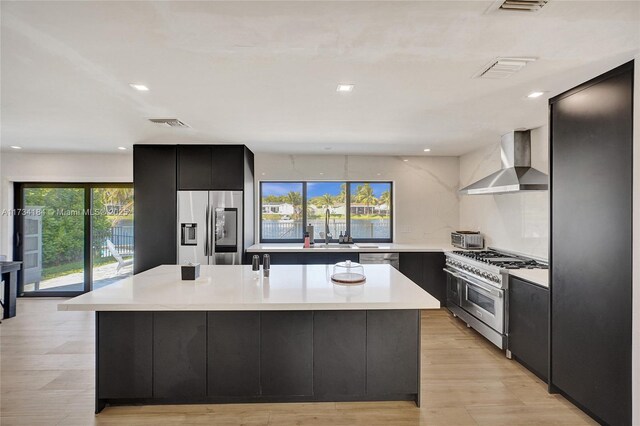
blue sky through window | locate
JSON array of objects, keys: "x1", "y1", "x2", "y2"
[
  {"x1": 262, "y1": 182, "x2": 302, "y2": 197},
  {"x1": 307, "y1": 182, "x2": 342, "y2": 198}
]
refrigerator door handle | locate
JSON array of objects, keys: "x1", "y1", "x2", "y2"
[
  {"x1": 210, "y1": 203, "x2": 215, "y2": 256},
  {"x1": 204, "y1": 204, "x2": 210, "y2": 256}
]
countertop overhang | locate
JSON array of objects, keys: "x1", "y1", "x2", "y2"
[{"x1": 58, "y1": 264, "x2": 441, "y2": 312}]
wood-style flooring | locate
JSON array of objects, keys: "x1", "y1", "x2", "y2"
[{"x1": 0, "y1": 299, "x2": 596, "y2": 425}]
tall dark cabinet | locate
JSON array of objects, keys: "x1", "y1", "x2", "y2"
[
  {"x1": 133, "y1": 145, "x2": 177, "y2": 274},
  {"x1": 134, "y1": 144, "x2": 254, "y2": 273},
  {"x1": 549, "y1": 61, "x2": 633, "y2": 426}
]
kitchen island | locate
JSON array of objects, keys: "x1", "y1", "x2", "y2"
[{"x1": 59, "y1": 264, "x2": 440, "y2": 413}]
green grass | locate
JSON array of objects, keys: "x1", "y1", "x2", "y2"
[{"x1": 42, "y1": 256, "x2": 131, "y2": 280}]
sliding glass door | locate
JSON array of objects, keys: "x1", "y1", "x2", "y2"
[
  {"x1": 15, "y1": 183, "x2": 133, "y2": 296},
  {"x1": 21, "y1": 186, "x2": 86, "y2": 293}
]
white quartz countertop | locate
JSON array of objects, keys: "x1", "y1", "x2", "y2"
[
  {"x1": 509, "y1": 269, "x2": 549, "y2": 288},
  {"x1": 247, "y1": 243, "x2": 451, "y2": 253},
  {"x1": 58, "y1": 264, "x2": 441, "y2": 312}
]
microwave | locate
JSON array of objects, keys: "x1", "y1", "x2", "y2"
[{"x1": 451, "y1": 231, "x2": 484, "y2": 249}]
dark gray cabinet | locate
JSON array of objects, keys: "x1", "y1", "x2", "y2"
[
  {"x1": 207, "y1": 312, "x2": 260, "y2": 396},
  {"x1": 177, "y1": 145, "x2": 212, "y2": 190},
  {"x1": 508, "y1": 276, "x2": 548, "y2": 382},
  {"x1": 550, "y1": 61, "x2": 633, "y2": 426},
  {"x1": 153, "y1": 312, "x2": 207, "y2": 398},
  {"x1": 399, "y1": 252, "x2": 446, "y2": 303},
  {"x1": 313, "y1": 311, "x2": 366, "y2": 396},
  {"x1": 398, "y1": 252, "x2": 422, "y2": 284},
  {"x1": 95, "y1": 309, "x2": 420, "y2": 410},
  {"x1": 366, "y1": 310, "x2": 419, "y2": 395},
  {"x1": 178, "y1": 145, "x2": 245, "y2": 191},
  {"x1": 133, "y1": 145, "x2": 177, "y2": 274},
  {"x1": 211, "y1": 145, "x2": 245, "y2": 190},
  {"x1": 260, "y1": 311, "x2": 313, "y2": 396},
  {"x1": 97, "y1": 312, "x2": 153, "y2": 399}
]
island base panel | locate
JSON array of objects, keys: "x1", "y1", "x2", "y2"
[{"x1": 96, "y1": 310, "x2": 421, "y2": 411}]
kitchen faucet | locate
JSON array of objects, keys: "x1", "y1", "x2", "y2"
[{"x1": 324, "y1": 208, "x2": 332, "y2": 245}]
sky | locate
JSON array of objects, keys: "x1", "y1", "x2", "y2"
[
  {"x1": 262, "y1": 182, "x2": 390, "y2": 199},
  {"x1": 261, "y1": 182, "x2": 302, "y2": 197}
]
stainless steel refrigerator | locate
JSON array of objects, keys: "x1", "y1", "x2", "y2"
[{"x1": 177, "y1": 191, "x2": 243, "y2": 265}]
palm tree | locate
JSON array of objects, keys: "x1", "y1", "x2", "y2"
[
  {"x1": 309, "y1": 197, "x2": 324, "y2": 208},
  {"x1": 379, "y1": 190, "x2": 390, "y2": 207},
  {"x1": 318, "y1": 193, "x2": 334, "y2": 209},
  {"x1": 285, "y1": 191, "x2": 302, "y2": 219}
]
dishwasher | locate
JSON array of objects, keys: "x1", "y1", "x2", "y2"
[{"x1": 359, "y1": 253, "x2": 400, "y2": 270}]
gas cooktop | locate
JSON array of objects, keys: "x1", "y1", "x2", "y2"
[{"x1": 451, "y1": 249, "x2": 548, "y2": 270}]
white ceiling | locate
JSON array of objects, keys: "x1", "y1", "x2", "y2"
[{"x1": 1, "y1": 1, "x2": 639, "y2": 156}]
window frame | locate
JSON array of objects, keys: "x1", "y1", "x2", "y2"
[
  {"x1": 259, "y1": 180, "x2": 393, "y2": 243},
  {"x1": 259, "y1": 181, "x2": 307, "y2": 243},
  {"x1": 14, "y1": 182, "x2": 133, "y2": 297}
]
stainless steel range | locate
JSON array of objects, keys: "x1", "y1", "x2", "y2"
[{"x1": 444, "y1": 248, "x2": 547, "y2": 353}]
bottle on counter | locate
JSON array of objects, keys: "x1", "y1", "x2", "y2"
[
  {"x1": 339, "y1": 231, "x2": 344, "y2": 243},
  {"x1": 304, "y1": 232, "x2": 311, "y2": 248},
  {"x1": 306, "y1": 224, "x2": 315, "y2": 245},
  {"x1": 252, "y1": 255, "x2": 260, "y2": 277},
  {"x1": 263, "y1": 254, "x2": 271, "y2": 278}
]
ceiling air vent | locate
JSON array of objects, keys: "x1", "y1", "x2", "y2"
[
  {"x1": 473, "y1": 57, "x2": 537, "y2": 79},
  {"x1": 148, "y1": 118, "x2": 190, "y2": 128},
  {"x1": 500, "y1": 0, "x2": 548, "y2": 12}
]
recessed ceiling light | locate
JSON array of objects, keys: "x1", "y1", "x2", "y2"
[
  {"x1": 377, "y1": 173, "x2": 381, "y2": 176},
  {"x1": 319, "y1": 172, "x2": 324, "y2": 175},
  {"x1": 527, "y1": 91, "x2": 545, "y2": 98},
  {"x1": 117, "y1": 146, "x2": 127, "y2": 150},
  {"x1": 423, "y1": 148, "x2": 431, "y2": 152},
  {"x1": 403, "y1": 159, "x2": 409, "y2": 162},
  {"x1": 10, "y1": 145, "x2": 22, "y2": 149},
  {"x1": 336, "y1": 84, "x2": 354, "y2": 92},
  {"x1": 129, "y1": 83, "x2": 149, "y2": 91},
  {"x1": 261, "y1": 172, "x2": 266, "y2": 176}
]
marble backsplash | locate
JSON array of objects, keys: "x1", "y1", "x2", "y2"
[
  {"x1": 254, "y1": 154, "x2": 460, "y2": 245},
  {"x1": 458, "y1": 126, "x2": 550, "y2": 259}
]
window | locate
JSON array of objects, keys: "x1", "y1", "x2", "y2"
[
  {"x1": 260, "y1": 182, "x2": 303, "y2": 241},
  {"x1": 307, "y1": 182, "x2": 346, "y2": 240},
  {"x1": 260, "y1": 181, "x2": 392, "y2": 242},
  {"x1": 349, "y1": 182, "x2": 392, "y2": 240}
]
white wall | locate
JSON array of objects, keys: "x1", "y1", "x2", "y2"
[
  {"x1": 0, "y1": 151, "x2": 132, "y2": 256},
  {"x1": 254, "y1": 154, "x2": 459, "y2": 245},
  {"x1": 458, "y1": 126, "x2": 549, "y2": 259}
]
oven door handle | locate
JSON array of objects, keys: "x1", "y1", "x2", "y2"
[
  {"x1": 443, "y1": 268, "x2": 461, "y2": 278},
  {"x1": 466, "y1": 280, "x2": 502, "y2": 298}
]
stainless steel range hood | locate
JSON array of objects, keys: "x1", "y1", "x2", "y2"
[{"x1": 459, "y1": 130, "x2": 548, "y2": 195}]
